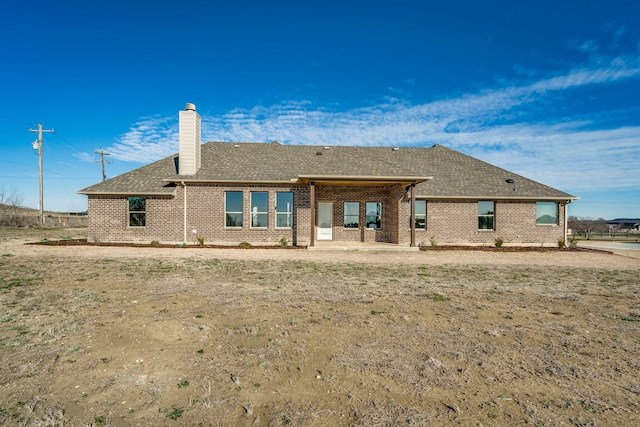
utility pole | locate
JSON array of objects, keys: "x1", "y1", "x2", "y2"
[
  {"x1": 94, "y1": 150, "x2": 112, "y2": 182},
  {"x1": 29, "y1": 124, "x2": 54, "y2": 224}
]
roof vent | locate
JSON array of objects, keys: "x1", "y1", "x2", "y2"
[
  {"x1": 392, "y1": 147, "x2": 400, "y2": 151},
  {"x1": 506, "y1": 178, "x2": 515, "y2": 184},
  {"x1": 233, "y1": 144, "x2": 240, "y2": 148},
  {"x1": 316, "y1": 151, "x2": 323, "y2": 155},
  {"x1": 185, "y1": 103, "x2": 196, "y2": 111},
  {"x1": 323, "y1": 146, "x2": 330, "y2": 150}
]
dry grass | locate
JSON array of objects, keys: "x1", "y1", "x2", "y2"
[{"x1": 0, "y1": 227, "x2": 639, "y2": 426}]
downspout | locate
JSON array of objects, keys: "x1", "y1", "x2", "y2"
[
  {"x1": 410, "y1": 184, "x2": 416, "y2": 247},
  {"x1": 564, "y1": 200, "x2": 570, "y2": 244},
  {"x1": 309, "y1": 181, "x2": 315, "y2": 247},
  {"x1": 182, "y1": 182, "x2": 187, "y2": 244}
]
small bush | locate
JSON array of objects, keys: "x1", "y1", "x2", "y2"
[
  {"x1": 557, "y1": 238, "x2": 565, "y2": 248},
  {"x1": 196, "y1": 236, "x2": 204, "y2": 247},
  {"x1": 494, "y1": 237, "x2": 504, "y2": 248},
  {"x1": 568, "y1": 236, "x2": 579, "y2": 248},
  {"x1": 150, "y1": 240, "x2": 160, "y2": 247},
  {"x1": 278, "y1": 236, "x2": 288, "y2": 247},
  {"x1": 239, "y1": 241, "x2": 251, "y2": 248},
  {"x1": 429, "y1": 235, "x2": 438, "y2": 246},
  {"x1": 166, "y1": 406, "x2": 184, "y2": 420}
]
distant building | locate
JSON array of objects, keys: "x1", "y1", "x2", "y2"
[
  {"x1": 606, "y1": 219, "x2": 640, "y2": 231},
  {"x1": 78, "y1": 104, "x2": 577, "y2": 247}
]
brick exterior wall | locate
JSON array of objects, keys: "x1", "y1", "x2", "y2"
[
  {"x1": 87, "y1": 186, "x2": 567, "y2": 247},
  {"x1": 183, "y1": 184, "x2": 310, "y2": 246},
  {"x1": 87, "y1": 195, "x2": 182, "y2": 243},
  {"x1": 315, "y1": 185, "x2": 403, "y2": 243},
  {"x1": 87, "y1": 185, "x2": 311, "y2": 246},
  {"x1": 397, "y1": 199, "x2": 567, "y2": 246}
]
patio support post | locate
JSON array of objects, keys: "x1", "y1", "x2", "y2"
[
  {"x1": 410, "y1": 183, "x2": 416, "y2": 247},
  {"x1": 310, "y1": 181, "x2": 315, "y2": 247}
]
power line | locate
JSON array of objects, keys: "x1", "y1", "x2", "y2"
[
  {"x1": 0, "y1": 113, "x2": 32, "y2": 126},
  {"x1": 51, "y1": 130, "x2": 87, "y2": 153}
]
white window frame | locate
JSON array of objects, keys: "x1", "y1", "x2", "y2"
[
  {"x1": 275, "y1": 192, "x2": 293, "y2": 229},
  {"x1": 225, "y1": 191, "x2": 243, "y2": 228},
  {"x1": 343, "y1": 202, "x2": 359, "y2": 229},
  {"x1": 478, "y1": 201, "x2": 495, "y2": 230},
  {"x1": 128, "y1": 197, "x2": 146, "y2": 227},
  {"x1": 250, "y1": 191, "x2": 269, "y2": 228},
  {"x1": 365, "y1": 202, "x2": 382, "y2": 229},
  {"x1": 536, "y1": 202, "x2": 558, "y2": 225},
  {"x1": 410, "y1": 200, "x2": 426, "y2": 229}
]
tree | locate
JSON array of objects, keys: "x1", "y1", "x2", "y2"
[
  {"x1": 0, "y1": 185, "x2": 25, "y2": 226},
  {"x1": 568, "y1": 216, "x2": 608, "y2": 239}
]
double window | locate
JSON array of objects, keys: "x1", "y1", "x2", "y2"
[
  {"x1": 536, "y1": 202, "x2": 558, "y2": 225},
  {"x1": 128, "y1": 197, "x2": 146, "y2": 227},
  {"x1": 366, "y1": 202, "x2": 382, "y2": 229},
  {"x1": 478, "y1": 201, "x2": 495, "y2": 230},
  {"x1": 344, "y1": 202, "x2": 359, "y2": 228}
]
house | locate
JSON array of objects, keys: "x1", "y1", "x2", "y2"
[
  {"x1": 78, "y1": 104, "x2": 577, "y2": 247},
  {"x1": 606, "y1": 219, "x2": 640, "y2": 231}
]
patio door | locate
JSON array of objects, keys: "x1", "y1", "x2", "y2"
[{"x1": 317, "y1": 202, "x2": 333, "y2": 240}]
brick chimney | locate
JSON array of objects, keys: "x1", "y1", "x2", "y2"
[{"x1": 178, "y1": 103, "x2": 201, "y2": 175}]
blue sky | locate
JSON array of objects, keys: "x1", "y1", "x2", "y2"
[{"x1": 1, "y1": 0, "x2": 639, "y2": 219}]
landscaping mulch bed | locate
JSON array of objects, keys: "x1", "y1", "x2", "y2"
[
  {"x1": 419, "y1": 245, "x2": 611, "y2": 253},
  {"x1": 28, "y1": 238, "x2": 610, "y2": 253},
  {"x1": 27, "y1": 238, "x2": 305, "y2": 249}
]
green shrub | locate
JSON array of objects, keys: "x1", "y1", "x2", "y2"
[
  {"x1": 239, "y1": 241, "x2": 251, "y2": 248},
  {"x1": 568, "y1": 236, "x2": 579, "y2": 248},
  {"x1": 494, "y1": 237, "x2": 504, "y2": 248},
  {"x1": 150, "y1": 240, "x2": 160, "y2": 247},
  {"x1": 429, "y1": 235, "x2": 438, "y2": 246},
  {"x1": 278, "y1": 236, "x2": 288, "y2": 247},
  {"x1": 557, "y1": 238, "x2": 565, "y2": 248}
]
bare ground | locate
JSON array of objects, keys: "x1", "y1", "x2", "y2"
[{"x1": 0, "y1": 227, "x2": 639, "y2": 426}]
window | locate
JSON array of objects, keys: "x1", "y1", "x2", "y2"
[
  {"x1": 225, "y1": 191, "x2": 243, "y2": 227},
  {"x1": 344, "y1": 202, "x2": 359, "y2": 228},
  {"x1": 128, "y1": 197, "x2": 146, "y2": 227},
  {"x1": 366, "y1": 202, "x2": 382, "y2": 229},
  {"x1": 478, "y1": 201, "x2": 495, "y2": 230},
  {"x1": 275, "y1": 192, "x2": 293, "y2": 228},
  {"x1": 536, "y1": 202, "x2": 558, "y2": 224},
  {"x1": 250, "y1": 192, "x2": 268, "y2": 228},
  {"x1": 410, "y1": 200, "x2": 426, "y2": 229}
]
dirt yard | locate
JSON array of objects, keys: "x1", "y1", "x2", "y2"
[{"x1": 1, "y1": 227, "x2": 639, "y2": 426}]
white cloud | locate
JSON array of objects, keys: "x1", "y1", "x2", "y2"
[
  {"x1": 109, "y1": 116, "x2": 178, "y2": 162},
  {"x1": 110, "y1": 57, "x2": 640, "y2": 194}
]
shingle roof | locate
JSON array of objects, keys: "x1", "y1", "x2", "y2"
[{"x1": 78, "y1": 142, "x2": 576, "y2": 200}]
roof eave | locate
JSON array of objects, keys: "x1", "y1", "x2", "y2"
[
  {"x1": 164, "y1": 178, "x2": 299, "y2": 185},
  {"x1": 419, "y1": 195, "x2": 579, "y2": 201},
  {"x1": 297, "y1": 175, "x2": 433, "y2": 187},
  {"x1": 77, "y1": 190, "x2": 176, "y2": 197}
]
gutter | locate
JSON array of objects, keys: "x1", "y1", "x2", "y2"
[
  {"x1": 421, "y1": 195, "x2": 580, "y2": 201},
  {"x1": 182, "y1": 181, "x2": 187, "y2": 244},
  {"x1": 76, "y1": 191, "x2": 175, "y2": 197},
  {"x1": 298, "y1": 175, "x2": 433, "y2": 184},
  {"x1": 163, "y1": 178, "x2": 297, "y2": 185}
]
